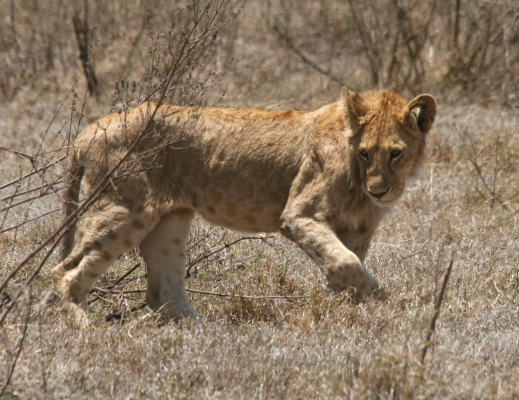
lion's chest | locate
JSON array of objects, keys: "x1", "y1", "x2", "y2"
[{"x1": 334, "y1": 200, "x2": 390, "y2": 236}]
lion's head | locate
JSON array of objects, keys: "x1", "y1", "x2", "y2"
[{"x1": 342, "y1": 87, "x2": 436, "y2": 206}]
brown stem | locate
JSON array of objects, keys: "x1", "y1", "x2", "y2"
[
  {"x1": 0, "y1": 287, "x2": 32, "y2": 397},
  {"x1": 186, "y1": 236, "x2": 274, "y2": 277},
  {"x1": 421, "y1": 257, "x2": 454, "y2": 364}
]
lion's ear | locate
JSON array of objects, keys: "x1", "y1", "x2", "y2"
[
  {"x1": 406, "y1": 94, "x2": 436, "y2": 134},
  {"x1": 341, "y1": 87, "x2": 367, "y2": 123}
]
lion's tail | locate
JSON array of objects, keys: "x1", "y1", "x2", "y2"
[{"x1": 59, "y1": 149, "x2": 84, "y2": 262}]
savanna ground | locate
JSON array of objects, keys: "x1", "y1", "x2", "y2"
[{"x1": 1, "y1": 1, "x2": 519, "y2": 398}]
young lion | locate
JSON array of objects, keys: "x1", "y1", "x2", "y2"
[{"x1": 51, "y1": 87, "x2": 436, "y2": 323}]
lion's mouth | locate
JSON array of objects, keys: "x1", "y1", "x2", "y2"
[{"x1": 365, "y1": 189, "x2": 400, "y2": 206}]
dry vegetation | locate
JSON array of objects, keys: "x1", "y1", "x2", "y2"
[{"x1": 1, "y1": 0, "x2": 519, "y2": 398}]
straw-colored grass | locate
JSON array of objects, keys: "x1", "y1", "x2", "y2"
[{"x1": 1, "y1": 1, "x2": 519, "y2": 398}]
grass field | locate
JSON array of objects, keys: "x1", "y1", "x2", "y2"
[{"x1": 1, "y1": 1, "x2": 519, "y2": 399}]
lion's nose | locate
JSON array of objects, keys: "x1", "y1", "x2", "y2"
[{"x1": 367, "y1": 186, "x2": 390, "y2": 199}]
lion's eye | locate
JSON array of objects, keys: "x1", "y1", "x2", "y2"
[
  {"x1": 358, "y1": 149, "x2": 369, "y2": 161},
  {"x1": 390, "y1": 150, "x2": 402, "y2": 160}
]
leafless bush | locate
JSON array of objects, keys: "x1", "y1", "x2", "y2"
[
  {"x1": 442, "y1": 1, "x2": 519, "y2": 105},
  {"x1": 0, "y1": 1, "x2": 239, "y2": 392},
  {"x1": 452, "y1": 122, "x2": 519, "y2": 213},
  {"x1": 2, "y1": 0, "x2": 518, "y2": 106},
  {"x1": 1, "y1": 0, "x2": 238, "y2": 294},
  {"x1": 265, "y1": 0, "x2": 519, "y2": 104}
]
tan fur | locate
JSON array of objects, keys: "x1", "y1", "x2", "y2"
[{"x1": 50, "y1": 87, "x2": 436, "y2": 323}]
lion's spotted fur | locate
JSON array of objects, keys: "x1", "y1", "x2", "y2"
[{"x1": 51, "y1": 87, "x2": 436, "y2": 323}]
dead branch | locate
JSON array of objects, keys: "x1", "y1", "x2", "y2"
[
  {"x1": 106, "y1": 263, "x2": 142, "y2": 290},
  {"x1": 91, "y1": 287, "x2": 309, "y2": 301},
  {"x1": 186, "y1": 235, "x2": 274, "y2": 277},
  {"x1": 0, "y1": 180, "x2": 63, "y2": 203},
  {"x1": 0, "y1": 208, "x2": 61, "y2": 235},
  {"x1": 420, "y1": 256, "x2": 454, "y2": 365},
  {"x1": 346, "y1": 0, "x2": 381, "y2": 86},
  {"x1": 0, "y1": 180, "x2": 63, "y2": 215},
  {"x1": 454, "y1": 124, "x2": 510, "y2": 211},
  {"x1": 0, "y1": 146, "x2": 36, "y2": 164},
  {"x1": 0, "y1": 173, "x2": 20, "y2": 232},
  {"x1": 0, "y1": 157, "x2": 66, "y2": 191},
  {"x1": 186, "y1": 288, "x2": 310, "y2": 300},
  {"x1": 88, "y1": 263, "x2": 142, "y2": 305},
  {"x1": 269, "y1": 21, "x2": 345, "y2": 86},
  {"x1": 0, "y1": 287, "x2": 31, "y2": 398},
  {"x1": 72, "y1": 1, "x2": 99, "y2": 97}
]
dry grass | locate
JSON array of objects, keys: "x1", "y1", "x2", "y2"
[{"x1": 1, "y1": 1, "x2": 519, "y2": 399}]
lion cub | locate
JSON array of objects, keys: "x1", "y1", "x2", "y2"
[{"x1": 51, "y1": 87, "x2": 436, "y2": 323}]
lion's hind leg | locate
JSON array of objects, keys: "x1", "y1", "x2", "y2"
[
  {"x1": 139, "y1": 208, "x2": 199, "y2": 322},
  {"x1": 51, "y1": 203, "x2": 157, "y2": 320}
]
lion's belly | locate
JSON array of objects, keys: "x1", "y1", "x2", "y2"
[
  {"x1": 165, "y1": 158, "x2": 292, "y2": 233},
  {"x1": 194, "y1": 201, "x2": 283, "y2": 233}
]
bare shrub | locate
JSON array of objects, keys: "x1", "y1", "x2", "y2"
[
  {"x1": 0, "y1": 1, "x2": 239, "y2": 393},
  {"x1": 265, "y1": 0, "x2": 519, "y2": 105}
]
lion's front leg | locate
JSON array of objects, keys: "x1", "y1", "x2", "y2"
[
  {"x1": 336, "y1": 227, "x2": 388, "y2": 300},
  {"x1": 280, "y1": 214, "x2": 384, "y2": 302}
]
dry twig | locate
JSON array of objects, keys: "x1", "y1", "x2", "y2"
[
  {"x1": 0, "y1": 288, "x2": 32, "y2": 398},
  {"x1": 420, "y1": 256, "x2": 454, "y2": 365},
  {"x1": 454, "y1": 124, "x2": 510, "y2": 211},
  {"x1": 186, "y1": 235, "x2": 274, "y2": 276},
  {"x1": 90, "y1": 287, "x2": 309, "y2": 301},
  {"x1": 186, "y1": 288, "x2": 309, "y2": 300}
]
